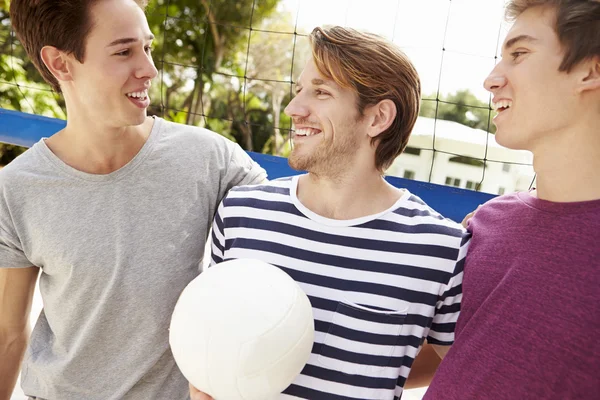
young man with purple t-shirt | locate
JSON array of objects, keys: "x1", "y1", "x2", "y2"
[{"x1": 424, "y1": 0, "x2": 600, "y2": 399}]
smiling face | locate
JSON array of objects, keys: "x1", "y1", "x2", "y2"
[
  {"x1": 484, "y1": 5, "x2": 582, "y2": 151},
  {"x1": 485, "y1": 7, "x2": 578, "y2": 150},
  {"x1": 284, "y1": 58, "x2": 373, "y2": 176},
  {"x1": 64, "y1": 0, "x2": 157, "y2": 127}
]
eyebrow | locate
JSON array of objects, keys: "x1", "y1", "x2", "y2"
[
  {"x1": 294, "y1": 77, "x2": 337, "y2": 91},
  {"x1": 107, "y1": 34, "x2": 155, "y2": 47},
  {"x1": 503, "y1": 34, "x2": 538, "y2": 51}
]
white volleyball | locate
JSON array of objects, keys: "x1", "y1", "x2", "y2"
[{"x1": 169, "y1": 258, "x2": 314, "y2": 400}]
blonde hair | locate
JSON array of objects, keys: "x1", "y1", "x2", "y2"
[{"x1": 309, "y1": 26, "x2": 421, "y2": 172}]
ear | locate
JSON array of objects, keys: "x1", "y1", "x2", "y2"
[
  {"x1": 40, "y1": 45, "x2": 74, "y2": 85},
  {"x1": 577, "y1": 56, "x2": 600, "y2": 93},
  {"x1": 365, "y1": 99, "x2": 397, "y2": 139}
]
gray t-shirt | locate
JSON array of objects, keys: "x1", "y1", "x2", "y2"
[{"x1": 0, "y1": 117, "x2": 267, "y2": 400}]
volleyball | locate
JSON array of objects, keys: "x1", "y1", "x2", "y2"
[{"x1": 169, "y1": 258, "x2": 314, "y2": 400}]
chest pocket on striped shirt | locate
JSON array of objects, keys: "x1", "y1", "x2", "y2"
[{"x1": 318, "y1": 301, "x2": 408, "y2": 376}]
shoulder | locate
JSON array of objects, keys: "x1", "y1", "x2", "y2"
[
  {"x1": 395, "y1": 192, "x2": 467, "y2": 240},
  {"x1": 154, "y1": 117, "x2": 251, "y2": 169},
  {"x1": 471, "y1": 192, "x2": 524, "y2": 223},
  {"x1": 217, "y1": 177, "x2": 301, "y2": 220},
  {"x1": 223, "y1": 177, "x2": 294, "y2": 204},
  {"x1": 0, "y1": 146, "x2": 43, "y2": 187},
  {"x1": 481, "y1": 192, "x2": 521, "y2": 208},
  {"x1": 156, "y1": 117, "x2": 235, "y2": 150},
  {"x1": 229, "y1": 176, "x2": 293, "y2": 194}
]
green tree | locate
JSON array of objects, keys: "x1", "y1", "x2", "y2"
[
  {"x1": 0, "y1": 3, "x2": 65, "y2": 117},
  {"x1": 0, "y1": 2, "x2": 60, "y2": 164},
  {"x1": 1, "y1": 0, "x2": 286, "y2": 161},
  {"x1": 420, "y1": 90, "x2": 496, "y2": 133},
  {"x1": 145, "y1": 0, "x2": 280, "y2": 127},
  {"x1": 244, "y1": 16, "x2": 310, "y2": 155}
]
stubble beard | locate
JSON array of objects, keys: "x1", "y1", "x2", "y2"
[{"x1": 288, "y1": 130, "x2": 358, "y2": 178}]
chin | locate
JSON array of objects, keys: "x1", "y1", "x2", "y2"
[
  {"x1": 288, "y1": 151, "x2": 314, "y2": 172},
  {"x1": 128, "y1": 112, "x2": 148, "y2": 126},
  {"x1": 495, "y1": 129, "x2": 529, "y2": 151},
  {"x1": 288, "y1": 155, "x2": 307, "y2": 171}
]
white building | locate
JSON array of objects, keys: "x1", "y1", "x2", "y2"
[{"x1": 387, "y1": 117, "x2": 535, "y2": 196}]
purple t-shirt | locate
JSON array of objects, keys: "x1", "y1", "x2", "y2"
[{"x1": 424, "y1": 192, "x2": 600, "y2": 399}]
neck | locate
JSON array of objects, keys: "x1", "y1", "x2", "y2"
[
  {"x1": 532, "y1": 118, "x2": 600, "y2": 202},
  {"x1": 297, "y1": 163, "x2": 403, "y2": 220},
  {"x1": 46, "y1": 112, "x2": 154, "y2": 175}
]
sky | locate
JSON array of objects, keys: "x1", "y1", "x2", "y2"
[{"x1": 281, "y1": 0, "x2": 511, "y2": 102}]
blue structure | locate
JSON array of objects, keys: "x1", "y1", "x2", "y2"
[{"x1": 0, "y1": 108, "x2": 494, "y2": 222}]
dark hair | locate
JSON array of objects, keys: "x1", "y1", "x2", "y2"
[
  {"x1": 10, "y1": 0, "x2": 149, "y2": 92},
  {"x1": 505, "y1": 0, "x2": 600, "y2": 72},
  {"x1": 309, "y1": 26, "x2": 421, "y2": 172}
]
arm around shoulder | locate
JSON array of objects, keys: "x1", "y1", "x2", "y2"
[
  {"x1": 0, "y1": 266, "x2": 39, "y2": 400},
  {"x1": 222, "y1": 143, "x2": 268, "y2": 192}
]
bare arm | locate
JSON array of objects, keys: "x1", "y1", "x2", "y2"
[
  {"x1": 431, "y1": 344, "x2": 450, "y2": 359},
  {"x1": 404, "y1": 342, "x2": 444, "y2": 389},
  {"x1": 0, "y1": 266, "x2": 39, "y2": 400}
]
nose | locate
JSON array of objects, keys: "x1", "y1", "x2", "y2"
[
  {"x1": 135, "y1": 51, "x2": 158, "y2": 81},
  {"x1": 484, "y1": 63, "x2": 507, "y2": 93},
  {"x1": 284, "y1": 93, "x2": 310, "y2": 119}
]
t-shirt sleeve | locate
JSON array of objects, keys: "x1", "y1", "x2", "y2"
[
  {"x1": 222, "y1": 143, "x2": 267, "y2": 193},
  {"x1": 0, "y1": 225, "x2": 33, "y2": 269},
  {"x1": 210, "y1": 200, "x2": 227, "y2": 266},
  {"x1": 427, "y1": 232, "x2": 470, "y2": 346}
]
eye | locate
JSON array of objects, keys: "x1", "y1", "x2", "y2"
[
  {"x1": 315, "y1": 89, "x2": 330, "y2": 97},
  {"x1": 511, "y1": 51, "x2": 526, "y2": 60},
  {"x1": 115, "y1": 49, "x2": 130, "y2": 56},
  {"x1": 145, "y1": 45, "x2": 153, "y2": 54}
]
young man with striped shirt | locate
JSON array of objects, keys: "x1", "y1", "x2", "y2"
[{"x1": 193, "y1": 26, "x2": 469, "y2": 400}]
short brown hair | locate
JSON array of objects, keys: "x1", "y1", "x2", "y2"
[
  {"x1": 505, "y1": 0, "x2": 600, "y2": 72},
  {"x1": 308, "y1": 26, "x2": 421, "y2": 172},
  {"x1": 9, "y1": 0, "x2": 148, "y2": 92}
]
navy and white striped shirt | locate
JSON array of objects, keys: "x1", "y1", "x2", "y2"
[{"x1": 211, "y1": 176, "x2": 470, "y2": 400}]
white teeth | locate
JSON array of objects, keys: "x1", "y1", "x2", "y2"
[
  {"x1": 294, "y1": 128, "x2": 321, "y2": 137},
  {"x1": 127, "y1": 90, "x2": 148, "y2": 100},
  {"x1": 492, "y1": 99, "x2": 512, "y2": 110}
]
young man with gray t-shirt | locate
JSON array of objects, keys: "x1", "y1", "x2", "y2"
[{"x1": 0, "y1": 1, "x2": 266, "y2": 400}]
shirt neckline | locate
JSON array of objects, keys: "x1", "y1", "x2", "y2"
[
  {"x1": 35, "y1": 117, "x2": 163, "y2": 182},
  {"x1": 289, "y1": 174, "x2": 411, "y2": 227}
]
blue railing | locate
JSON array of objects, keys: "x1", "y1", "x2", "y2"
[{"x1": 0, "y1": 108, "x2": 494, "y2": 222}]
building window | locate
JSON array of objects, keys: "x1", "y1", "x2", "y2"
[
  {"x1": 502, "y1": 163, "x2": 511, "y2": 172},
  {"x1": 403, "y1": 170, "x2": 416, "y2": 180},
  {"x1": 445, "y1": 177, "x2": 461, "y2": 187},
  {"x1": 466, "y1": 181, "x2": 481, "y2": 191},
  {"x1": 404, "y1": 147, "x2": 421, "y2": 156},
  {"x1": 498, "y1": 187, "x2": 506, "y2": 195}
]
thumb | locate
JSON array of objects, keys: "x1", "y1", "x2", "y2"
[{"x1": 189, "y1": 383, "x2": 214, "y2": 400}]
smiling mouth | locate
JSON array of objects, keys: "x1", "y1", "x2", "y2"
[
  {"x1": 294, "y1": 127, "x2": 322, "y2": 137},
  {"x1": 492, "y1": 100, "x2": 512, "y2": 113},
  {"x1": 126, "y1": 90, "x2": 149, "y2": 101}
]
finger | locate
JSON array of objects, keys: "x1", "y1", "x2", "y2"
[
  {"x1": 461, "y1": 212, "x2": 475, "y2": 228},
  {"x1": 189, "y1": 383, "x2": 213, "y2": 400}
]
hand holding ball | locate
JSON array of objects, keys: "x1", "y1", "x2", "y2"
[{"x1": 169, "y1": 259, "x2": 315, "y2": 400}]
